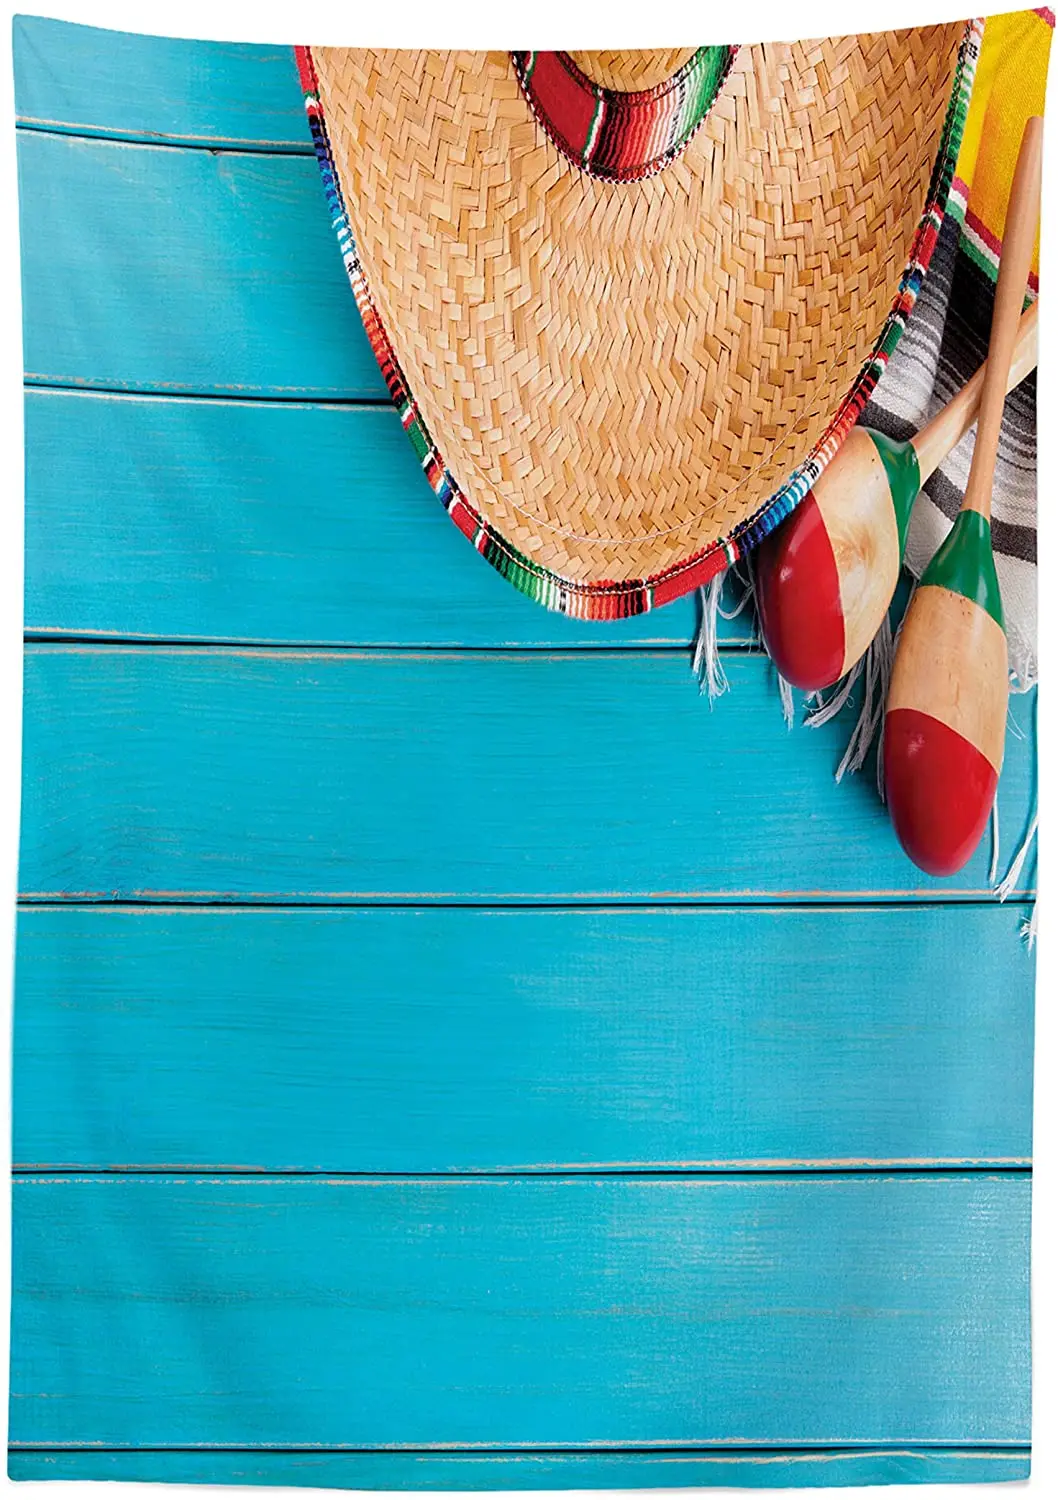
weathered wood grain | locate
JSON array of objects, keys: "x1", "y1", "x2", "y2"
[
  {"x1": 11, "y1": 21, "x2": 1037, "y2": 1488},
  {"x1": 14, "y1": 904, "x2": 1033, "y2": 1172},
  {"x1": 14, "y1": 16, "x2": 311, "y2": 151},
  {"x1": 18, "y1": 131, "x2": 383, "y2": 398},
  {"x1": 6, "y1": 1447, "x2": 1032, "y2": 1489},
  {"x1": 23, "y1": 389, "x2": 716, "y2": 647},
  {"x1": 19, "y1": 646, "x2": 1036, "y2": 902},
  {"x1": 11, "y1": 1173, "x2": 1030, "y2": 1449}
]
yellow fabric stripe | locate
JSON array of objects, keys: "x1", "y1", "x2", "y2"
[{"x1": 955, "y1": 8, "x2": 1053, "y2": 275}]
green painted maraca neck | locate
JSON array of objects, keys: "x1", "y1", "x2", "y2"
[
  {"x1": 920, "y1": 508, "x2": 1005, "y2": 632},
  {"x1": 866, "y1": 429, "x2": 920, "y2": 555}
]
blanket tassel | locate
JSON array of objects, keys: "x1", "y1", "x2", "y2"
[
  {"x1": 692, "y1": 576, "x2": 729, "y2": 703},
  {"x1": 989, "y1": 797, "x2": 1000, "y2": 887},
  {"x1": 805, "y1": 613, "x2": 895, "y2": 797},
  {"x1": 692, "y1": 565, "x2": 755, "y2": 705},
  {"x1": 993, "y1": 798, "x2": 1038, "y2": 949},
  {"x1": 1020, "y1": 906, "x2": 1039, "y2": 950},
  {"x1": 723, "y1": 557, "x2": 797, "y2": 728},
  {"x1": 778, "y1": 672, "x2": 795, "y2": 728},
  {"x1": 994, "y1": 808, "x2": 1038, "y2": 904}
]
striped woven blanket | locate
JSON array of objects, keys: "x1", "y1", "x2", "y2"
[{"x1": 862, "y1": 6, "x2": 1051, "y2": 691}]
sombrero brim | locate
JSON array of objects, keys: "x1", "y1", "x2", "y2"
[{"x1": 297, "y1": 28, "x2": 978, "y2": 619}]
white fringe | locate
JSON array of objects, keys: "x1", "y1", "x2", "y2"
[
  {"x1": 719, "y1": 563, "x2": 755, "y2": 622},
  {"x1": 995, "y1": 809, "x2": 1038, "y2": 903},
  {"x1": 1020, "y1": 907, "x2": 1039, "y2": 951},
  {"x1": 691, "y1": 564, "x2": 756, "y2": 705},
  {"x1": 778, "y1": 672, "x2": 794, "y2": 729},
  {"x1": 691, "y1": 576, "x2": 729, "y2": 703},
  {"x1": 802, "y1": 655, "x2": 864, "y2": 729},
  {"x1": 805, "y1": 614, "x2": 895, "y2": 795},
  {"x1": 989, "y1": 798, "x2": 1000, "y2": 887},
  {"x1": 739, "y1": 553, "x2": 799, "y2": 730}
]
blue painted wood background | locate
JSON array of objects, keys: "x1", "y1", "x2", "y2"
[{"x1": 10, "y1": 16, "x2": 1037, "y2": 1489}]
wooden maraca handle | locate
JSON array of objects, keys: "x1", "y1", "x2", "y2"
[
  {"x1": 912, "y1": 301, "x2": 1038, "y2": 481},
  {"x1": 962, "y1": 116, "x2": 1043, "y2": 519}
]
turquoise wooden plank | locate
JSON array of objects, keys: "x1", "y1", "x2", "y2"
[
  {"x1": 23, "y1": 389, "x2": 719, "y2": 647},
  {"x1": 14, "y1": 17, "x2": 310, "y2": 151},
  {"x1": 19, "y1": 647, "x2": 1036, "y2": 901},
  {"x1": 6, "y1": 1447, "x2": 1033, "y2": 1489},
  {"x1": 13, "y1": 904, "x2": 1034, "y2": 1171},
  {"x1": 18, "y1": 131, "x2": 384, "y2": 398},
  {"x1": 10, "y1": 1173, "x2": 1031, "y2": 1448}
]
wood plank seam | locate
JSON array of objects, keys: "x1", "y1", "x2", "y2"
[
  {"x1": 14, "y1": 121, "x2": 311, "y2": 158},
  {"x1": 15, "y1": 120, "x2": 314, "y2": 155},
  {"x1": 7, "y1": 1447, "x2": 1033, "y2": 1488},
  {"x1": 8, "y1": 1444, "x2": 1035, "y2": 1454},
  {"x1": 18, "y1": 893, "x2": 1037, "y2": 905},
  {"x1": 23, "y1": 377, "x2": 392, "y2": 406},
  {"x1": 12, "y1": 1167, "x2": 1034, "y2": 1176},
  {"x1": 23, "y1": 377, "x2": 391, "y2": 405},
  {"x1": 22, "y1": 638, "x2": 751, "y2": 657}
]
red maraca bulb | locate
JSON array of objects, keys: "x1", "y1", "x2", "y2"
[
  {"x1": 883, "y1": 512, "x2": 1007, "y2": 877},
  {"x1": 755, "y1": 429, "x2": 919, "y2": 691},
  {"x1": 754, "y1": 489, "x2": 845, "y2": 690},
  {"x1": 884, "y1": 709, "x2": 998, "y2": 877}
]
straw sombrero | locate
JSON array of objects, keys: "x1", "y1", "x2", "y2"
[{"x1": 296, "y1": 28, "x2": 976, "y2": 618}]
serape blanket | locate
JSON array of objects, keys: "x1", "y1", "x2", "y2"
[{"x1": 864, "y1": 6, "x2": 1052, "y2": 690}]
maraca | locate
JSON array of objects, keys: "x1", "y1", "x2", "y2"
[
  {"x1": 755, "y1": 303, "x2": 1038, "y2": 692},
  {"x1": 884, "y1": 116, "x2": 1042, "y2": 877}
]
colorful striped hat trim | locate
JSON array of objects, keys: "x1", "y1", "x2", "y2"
[
  {"x1": 296, "y1": 29, "x2": 980, "y2": 622},
  {"x1": 511, "y1": 48, "x2": 739, "y2": 183}
]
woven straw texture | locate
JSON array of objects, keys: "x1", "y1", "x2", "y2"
[
  {"x1": 566, "y1": 49, "x2": 700, "y2": 89},
  {"x1": 312, "y1": 31, "x2": 967, "y2": 596}
]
